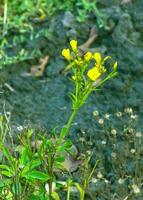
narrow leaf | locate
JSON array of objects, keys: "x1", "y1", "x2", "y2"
[
  {"x1": 24, "y1": 170, "x2": 50, "y2": 181},
  {"x1": 51, "y1": 192, "x2": 61, "y2": 200},
  {"x1": 2, "y1": 146, "x2": 12, "y2": 161},
  {"x1": 1, "y1": 170, "x2": 13, "y2": 177},
  {"x1": 74, "y1": 183, "x2": 83, "y2": 196},
  {"x1": 0, "y1": 164, "x2": 11, "y2": 171}
]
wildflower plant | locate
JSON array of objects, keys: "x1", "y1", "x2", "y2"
[
  {"x1": 61, "y1": 40, "x2": 117, "y2": 140},
  {"x1": 0, "y1": 40, "x2": 118, "y2": 200}
]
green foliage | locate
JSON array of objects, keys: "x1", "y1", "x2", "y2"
[
  {"x1": 0, "y1": 117, "x2": 78, "y2": 199},
  {"x1": 0, "y1": 0, "x2": 105, "y2": 69},
  {"x1": 76, "y1": 0, "x2": 106, "y2": 27}
]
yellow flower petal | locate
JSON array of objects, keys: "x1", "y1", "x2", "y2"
[
  {"x1": 70, "y1": 40, "x2": 77, "y2": 51},
  {"x1": 93, "y1": 52, "x2": 102, "y2": 64},
  {"x1": 84, "y1": 52, "x2": 92, "y2": 61},
  {"x1": 62, "y1": 48, "x2": 70, "y2": 61},
  {"x1": 87, "y1": 67, "x2": 101, "y2": 81}
]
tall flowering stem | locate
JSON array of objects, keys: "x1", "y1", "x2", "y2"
[{"x1": 60, "y1": 40, "x2": 118, "y2": 140}]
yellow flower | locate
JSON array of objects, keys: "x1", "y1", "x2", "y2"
[
  {"x1": 62, "y1": 48, "x2": 70, "y2": 61},
  {"x1": 87, "y1": 67, "x2": 101, "y2": 81},
  {"x1": 70, "y1": 40, "x2": 77, "y2": 52},
  {"x1": 84, "y1": 52, "x2": 92, "y2": 62},
  {"x1": 93, "y1": 52, "x2": 102, "y2": 64},
  {"x1": 93, "y1": 53, "x2": 109, "y2": 71}
]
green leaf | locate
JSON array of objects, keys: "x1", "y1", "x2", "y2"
[
  {"x1": 21, "y1": 165, "x2": 30, "y2": 176},
  {"x1": 27, "y1": 129, "x2": 33, "y2": 138},
  {"x1": 2, "y1": 146, "x2": 12, "y2": 161},
  {"x1": 51, "y1": 127, "x2": 58, "y2": 138},
  {"x1": 0, "y1": 164, "x2": 11, "y2": 171},
  {"x1": 55, "y1": 156, "x2": 65, "y2": 163},
  {"x1": 51, "y1": 192, "x2": 61, "y2": 200},
  {"x1": 29, "y1": 195, "x2": 41, "y2": 200},
  {"x1": 57, "y1": 146, "x2": 65, "y2": 153},
  {"x1": 64, "y1": 140, "x2": 72, "y2": 149},
  {"x1": 88, "y1": 160, "x2": 99, "y2": 183},
  {"x1": 0, "y1": 180, "x2": 4, "y2": 188},
  {"x1": 69, "y1": 92, "x2": 77, "y2": 102},
  {"x1": 24, "y1": 170, "x2": 50, "y2": 181},
  {"x1": 54, "y1": 162, "x2": 63, "y2": 170},
  {"x1": 12, "y1": 182, "x2": 22, "y2": 194},
  {"x1": 1, "y1": 170, "x2": 13, "y2": 177},
  {"x1": 30, "y1": 159, "x2": 42, "y2": 169},
  {"x1": 21, "y1": 159, "x2": 42, "y2": 176},
  {"x1": 0, "y1": 179, "x2": 12, "y2": 187},
  {"x1": 74, "y1": 183, "x2": 83, "y2": 196},
  {"x1": 20, "y1": 147, "x2": 28, "y2": 165},
  {"x1": 60, "y1": 127, "x2": 67, "y2": 141}
]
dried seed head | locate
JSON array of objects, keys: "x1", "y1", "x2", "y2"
[{"x1": 98, "y1": 118, "x2": 104, "y2": 124}]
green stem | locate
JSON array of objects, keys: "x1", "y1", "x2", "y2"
[
  {"x1": 60, "y1": 84, "x2": 92, "y2": 141},
  {"x1": 47, "y1": 152, "x2": 55, "y2": 200},
  {"x1": 66, "y1": 179, "x2": 71, "y2": 200},
  {"x1": 81, "y1": 187, "x2": 86, "y2": 200},
  {"x1": 59, "y1": 107, "x2": 78, "y2": 144},
  {"x1": 96, "y1": 72, "x2": 117, "y2": 88},
  {"x1": 3, "y1": 0, "x2": 8, "y2": 36},
  {"x1": 81, "y1": 158, "x2": 88, "y2": 200},
  {"x1": 64, "y1": 108, "x2": 78, "y2": 137}
]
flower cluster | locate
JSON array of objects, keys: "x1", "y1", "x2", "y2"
[
  {"x1": 62, "y1": 40, "x2": 117, "y2": 83},
  {"x1": 62, "y1": 40, "x2": 117, "y2": 110}
]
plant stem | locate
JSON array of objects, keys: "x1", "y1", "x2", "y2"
[
  {"x1": 64, "y1": 108, "x2": 78, "y2": 137},
  {"x1": 59, "y1": 107, "x2": 78, "y2": 143},
  {"x1": 66, "y1": 179, "x2": 71, "y2": 200},
  {"x1": 3, "y1": 0, "x2": 8, "y2": 36},
  {"x1": 81, "y1": 189, "x2": 85, "y2": 200},
  {"x1": 81, "y1": 158, "x2": 88, "y2": 200},
  {"x1": 48, "y1": 154, "x2": 54, "y2": 200}
]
